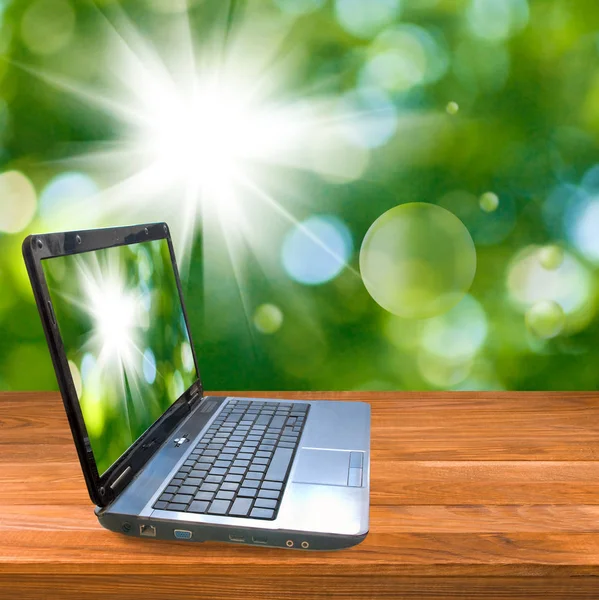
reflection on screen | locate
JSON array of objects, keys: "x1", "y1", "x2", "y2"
[{"x1": 42, "y1": 239, "x2": 197, "y2": 476}]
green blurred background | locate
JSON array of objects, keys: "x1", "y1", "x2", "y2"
[{"x1": 1, "y1": 0, "x2": 599, "y2": 392}]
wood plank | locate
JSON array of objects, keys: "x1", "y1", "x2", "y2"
[
  {"x1": 5, "y1": 530, "x2": 599, "y2": 575},
  {"x1": 6, "y1": 392, "x2": 599, "y2": 460},
  {"x1": 4, "y1": 460, "x2": 599, "y2": 505},
  {"x1": 1, "y1": 574, "x2": 599, "y2": 600},
  {"x1": 371, "y1": 461, "x2": 599, "y2": 504},
  {"x1": 4, "y1": 504, "x2": 599, "y2": 534}
]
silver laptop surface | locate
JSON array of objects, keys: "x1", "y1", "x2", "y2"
[{"x1": 23, "y1": 223, "x2": 370, "y2": 550}]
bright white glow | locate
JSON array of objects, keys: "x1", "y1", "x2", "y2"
[
  {"x1": 140, "y1": 83, "x2": 249, "y2": 186},
  {"x1": 72, "y1": 254, "x2": 144, "y2": 388},
  {"x1": 19, "y1": 7, "x2": 387, "y2": 271},
  {"x1": 93, "y1": 282, "x2": 138, "y2": 363}
]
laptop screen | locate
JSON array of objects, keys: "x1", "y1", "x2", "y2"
[{"x1": 41, "y1": 238, "x2": 197, "y2": 476}]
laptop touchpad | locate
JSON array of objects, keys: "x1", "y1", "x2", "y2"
[{"x1": 292, "y1": 449, "x2": 355, "y2": 486}]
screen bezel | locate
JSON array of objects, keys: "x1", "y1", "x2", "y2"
[{"x1": 22, "y1": 222, "x2": 203, "y2": 507}]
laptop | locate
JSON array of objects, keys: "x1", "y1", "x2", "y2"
[{"x1": 22, "y1": 222, "x2": 370, "y2": 550}]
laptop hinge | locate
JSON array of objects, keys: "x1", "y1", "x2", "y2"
[{"x1": 188, "y1": 380, "x2": 203, "y2": 406}]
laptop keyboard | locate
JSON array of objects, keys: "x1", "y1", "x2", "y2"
[{"x1": 153, "y1": 399, "x2": 310, "y2": 520}]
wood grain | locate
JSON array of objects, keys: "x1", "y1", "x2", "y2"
[{"x1": 2, "y1": 391, "x2": 599, "y2": 599}]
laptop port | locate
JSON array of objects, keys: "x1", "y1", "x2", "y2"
[
  {"x1": 228, "y1": 534, "x2": 245, "y2": 543},
  {"x1": 252, "y1": 535, "x2": 268, "y2": 544},
  {"x1": 174, "y1": 529, "x2": 193, "y2": 540},
  {"x1": 140, "y1": 524, "x2": 156, "y2": 537}
]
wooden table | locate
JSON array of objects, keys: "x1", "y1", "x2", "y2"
[{"x1": 2, "y1": 391, "x2": 599, "y2": 599}]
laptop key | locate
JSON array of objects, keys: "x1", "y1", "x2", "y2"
[
  {"x1": 242, "y1": 479, "x2": 260, "y2": 488},
  {"x1": 254, "y1": 498, "x2": 277, "y2": 510},
  {"x1": 204, "y1": 475, "x2": 223, "y2": 484},
  {"x1": 250, "y1": 507, "x2": 274, "y2": 520},
  {"x1": 229, "y1": 497, "x2": 252, "y2": 517},
  {"x1": 214, "y1": 460, "x2": 232, "y2": 469},
  {"x1": 173, "y1": 494, "x2": 193, "y2": 504},
  {"x1": 195, "y1": 491, "x2": 215, "y2": 501},
  {"x1": 260, "y1": 444, "x2": 275, "y2": 452},
  {"x1": 210, "y1": 467, "x2": 227, "y2": 476},
  {"x1": 224, "y1": 474, "x2": 243, "y2": 483},
  {"x1": 154, "y1": 501, "x2": 168, "y2": 510},
  {"x1": 159, "y1": 492, "x2": 174, "y2": 502},
  {"x1": 200, "y1": 483, "x2": 219, "y2": 492},
  {"x1": 189, "y1": 500, "x2": 210, "y2": 513},
  {"x1": 216, "y1": 490, "x2": 235, "y2": 500},
  {"x1": 238, "y1": 487, "x2": 257, "y2": 498},
  {"x1": 257, "y1": 489, "x2": 279, "y2": 500},
  {"x1": 191, "y1": 469, "x2": 208, "y2": 479},
  {"x1": 279, "y1": 442, "x2": 295, "y2": 449},
  {"x1": 249, "y1": 464, "x2": 267, "y2": 472},
  {"x1": 167, "y1": 503, "x2": 188, "y2": 511},
  {"x1": 185, "y1": 478, "x2": 203, "y2": 487},
  {"x1": 208, "y1": 500, "x2": 231, "y2": 515},
  {"x1": 265, "y1": 447, "x2": 293, "y2": 482},
  {"x1": 270, "y1": 416, "x2": 287, "y2": 429},
  {"x1": 221, "y1": 482, "x2": 239, "y2": 492},
  {"x1": 260, "y1": 481, "x2": 282, "y2": 491},
  {"x1": 198, "y1": 456, "x2": 216, "y2": 464}
]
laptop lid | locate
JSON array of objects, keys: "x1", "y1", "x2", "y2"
[{"x1": 23, "y1": 223, "x2": 203, "y2": 507}]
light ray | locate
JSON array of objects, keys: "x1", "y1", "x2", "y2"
[{"x1": 235, "y1": 171, "x2": 360, "y2": 278}]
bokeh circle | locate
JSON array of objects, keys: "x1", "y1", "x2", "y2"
[
  {"x1": 359, "y1": 203, "x2": 477, "y2": 318},
  {"x1": 525, "y1": 300, "x2": 566, "y2": 339}
]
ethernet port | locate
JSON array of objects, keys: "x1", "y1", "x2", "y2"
[{"x1": 140, "y1": 524, "x2": 157, "y2": 537}]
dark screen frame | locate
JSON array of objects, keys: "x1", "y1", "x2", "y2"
[{"x1": 22, "y1": 222, "x2": 203, "y2": 507}]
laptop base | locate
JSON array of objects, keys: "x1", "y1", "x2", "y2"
[{"x1": 95, "y1": 507, "x2": 367, "y2": 550}]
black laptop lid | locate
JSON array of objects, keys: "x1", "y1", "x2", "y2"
[{"x1": 23, "y1": 223, "x2": 203, "y2": 507}]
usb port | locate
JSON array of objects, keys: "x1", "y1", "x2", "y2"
[
  {"x1": 229, "y1": 534, "x2": 245, "y2": 543},
  {"x1": 174, "y1": 529, "x2": 193, "y2": 540},
  {"x1": 252, "y1": 536, "x2": 268, "y2": 544},
  {"x1": 140, "y1": 524, "x2": 156, "y2": 537}
]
